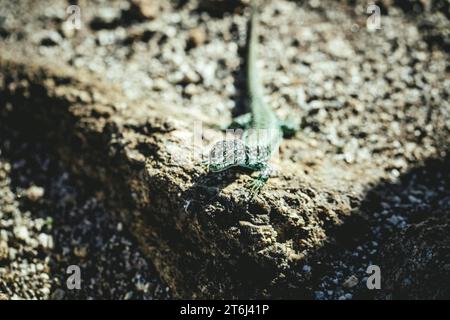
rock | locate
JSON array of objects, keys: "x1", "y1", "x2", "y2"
[
  {"x1": 379, "y1": 218, "x2": 450, "y2": 299},
  {"x1": 0, "y1": 240, "x2": 8, "y2": 261},
  {"x1": 326, "y1": 37, "x2": 353, "y2": 59},
  {"x1": 38, "y1": 233, "x2": 54, "y2": 249},
  {"x1": 50, "y1": 289, "x2": 65, "y2": 300},
  {"x1": 131, "y1": 0, "x2": 160, "y2": 20},
  {"x1": 74, "y1": 246, "x2": 88, "y2": 258},
  {"x1": 24, "y1": 185, "x2": 45, "y2": 202},
  {"x1": 8, "y1": 247, "x2": 17, "y2": 260},
  {"x1": 0, "y1": 51, "x2": 366, "y2": 298},
  {"x1": 187, "y1": 28, "x2": 207, "y2": 49},
  {"x1": 61, "y1": 20, "x2": 77, "y2": 38},
  {"x1": 40, "y1": 287, "x2": 50, "y2": 296},
  {"x1": 0, "y1": 0, "x2": 448, "y2": 300},
  {"x1": 13, "y1": 226, "x2": 29, "y2": 242},
  {"x1": 315, "y1": 291, "x2": 325, "y2": 299},
  {"x1": 343, "y1": 275, "x2": 359, "y2": 288}
]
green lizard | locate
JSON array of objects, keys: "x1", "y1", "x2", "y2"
[{"x1": 207, "y1": 2, "x2": 298, "y2": 196}]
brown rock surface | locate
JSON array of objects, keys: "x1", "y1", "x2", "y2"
[{"x1": 0, "y1": 0, "x2": 449, "y2": 299}]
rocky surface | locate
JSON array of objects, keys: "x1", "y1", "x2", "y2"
[
  {"x1": 380, "y1": 216, "x2": 450, "y2": 300},
  {"x1": 0, "y1": 122, "x2": 170, "y2": 300},
  {"x1": 0, "y1": 0, "x2": 449, "y2": 299}
]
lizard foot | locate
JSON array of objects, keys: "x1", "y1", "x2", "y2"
[
  {"x1": 279, "y1": 119, "x2": 299, "y2": 138},
  {"x1": 248, "y1": 178, "x2": 266, "y2": 198}
]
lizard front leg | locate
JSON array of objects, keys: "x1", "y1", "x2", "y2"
[
  {"x1": 227, "y1": 113, "x2": 252, "y2": 130},
  {"x1": 278, "y1": 119, "x2": 299, "y2": 138},
  {"x1": 248, "y1": 164, "x2": 273, "y2": 197}
]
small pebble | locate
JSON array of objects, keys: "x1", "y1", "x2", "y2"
[
  {"x1": 25, "y1": 185, "x2": 45, "y2": 202},
  {"x1": 13, "y1": 226, "x2": 29, "y2": 242},
  {"x1": 343, "y1": 275, "x2": 359, "y2": 289},
  {"x1": 188, "y1": 28, "x2": 206, "y2": 48}
]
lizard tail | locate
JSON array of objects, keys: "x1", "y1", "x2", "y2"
[
  {"x1": 247, "y1": 0, "x2": 277, "y2": 128},
  {"x1": 247, "y1": 0, "x2": 261, "y2": 102}
]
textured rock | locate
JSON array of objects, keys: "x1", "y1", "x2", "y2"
[
  {"x1": 0, "y1": 0, "x2": 449, "y2": 299},
  {"x1": 379, "y1": 217, "x2": 450, "y2": 299},
  {"x1": 1, "y1": 52, "x2": 362, "y2": 298}
]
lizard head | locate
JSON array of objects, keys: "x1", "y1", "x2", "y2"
[{"x1": 208, "y1": 140, "x2": 246, "y2": 172}]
